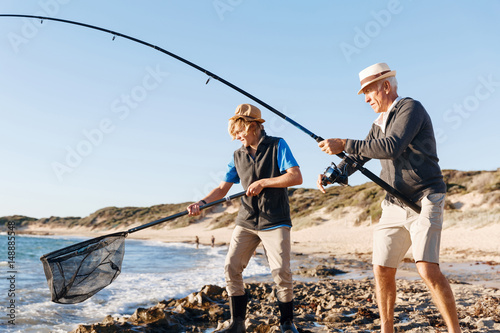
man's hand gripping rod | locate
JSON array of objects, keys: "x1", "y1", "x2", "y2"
[
  {"x1": 280, "y1": 122, "x2": 421, "y2": 213},
  {"x1": 313, "y1": 136, "x2": 421, "y2": 214}
]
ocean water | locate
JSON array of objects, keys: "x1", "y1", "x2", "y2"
[{"x1": 0, "y1": 234, "x2": 269, "y2": 333}]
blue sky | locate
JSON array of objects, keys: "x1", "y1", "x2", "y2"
[{"x1": 1, "y1": 1, "x2": 499, "y2": 219}]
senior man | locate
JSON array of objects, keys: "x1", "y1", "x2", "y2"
[{"x1": 317, "y1": 63, "x2": 461, "y2": 332}]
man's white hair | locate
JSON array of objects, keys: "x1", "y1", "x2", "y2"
[{"x1": 377, "y1": 76, "x2": 398, "y2": 91}]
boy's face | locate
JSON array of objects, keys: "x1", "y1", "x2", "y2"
[{"x1": 234, "y1": 123, "x2": 258, "y2": 147}]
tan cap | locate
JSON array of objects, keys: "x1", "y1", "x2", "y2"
[
  {"x1": 357, "y1": 62, "x2": 396, "y2": 95},
  {"x1": 229, "y1": 104, "x2": 265, "y2": 123}
]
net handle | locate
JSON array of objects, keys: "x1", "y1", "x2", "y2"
[{"x1": 126, "y1": 191, "x2": 246, "y2": 234}]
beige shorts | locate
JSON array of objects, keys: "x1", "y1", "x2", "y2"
[{"x1": 372, "y1": 193, "x2": 445, "y2": 268}]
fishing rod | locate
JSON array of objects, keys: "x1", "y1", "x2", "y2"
[
  {"x1": 0, "y1": 14, "x2": 420, "y2": 213},
  {"x1": 0, "y1": 14, "x2": 320, "y2": 142}
]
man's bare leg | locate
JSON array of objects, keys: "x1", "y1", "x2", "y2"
[
  {"x1": 416, "y1": 261, "x2": 461, "y2": 332},
  {"x1": 374, "y1": 264, "x2": 398, "y2": 333}
]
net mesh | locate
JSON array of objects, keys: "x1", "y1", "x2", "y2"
[{"x1": 40, "y1": 232, "x2": 127, "y2": 304}]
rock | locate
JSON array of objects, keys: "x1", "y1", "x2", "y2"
[
  {"x1": 476, "y1": 318, "x2": 496, "y2": 329},
  {"x1": 129, "y1": 307, "x2": 165, "y2": 325},
  {"x1": 324, "y1": 313, "x2": 342, "y2": 322},
  {"x1": 71, "y1": 279, "x2": 500, "y2": 332},
  {"x1": 201, "y1": 284, "x2": 225, "y2": 298},
  {"x1": 101, "y1": 315, "x2": 115, "y2": 325},
  {"x1": 173, "y1": 303, "x2": 185, "y2": 313},
  {"x1": 296, "y1": 264, "x2": 347, "y2": 278},
  {"x1": 187, "y1": 293, "x2": 197, "y2": 304},
  {"x1": 208, "y1": 305, "x2": 225, "y2": 321}
]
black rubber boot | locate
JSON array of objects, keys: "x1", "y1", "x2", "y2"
[
  {"x1": 216, "y1": 294, "x2": 247, "y2": 332},
  {"x1": 278, "y1": 300, "x2": 299, "y2": 333}
]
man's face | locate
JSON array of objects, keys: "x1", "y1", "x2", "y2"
[{"x1": 362, "y1": 81, "x2": 392, "y2": 113}]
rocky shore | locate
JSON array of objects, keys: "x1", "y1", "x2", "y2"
[
  {"x1": 8, "y1": 169, "x2": 497, "y2": 332},
  {"x1": 71, "y1": 256, "x2": 500, "y2": 333}
]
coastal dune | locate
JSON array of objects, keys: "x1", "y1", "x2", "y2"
[{"x1": 23, "y1": 185, "x2": 500, "y2": 264}]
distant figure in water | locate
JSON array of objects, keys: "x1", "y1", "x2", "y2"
[
  {"x1": 195, "y1": 235, "x2": 199, "y2": 249},
  {"x1": 211, "y1": 235, "x2": 215, "y2": 248}
]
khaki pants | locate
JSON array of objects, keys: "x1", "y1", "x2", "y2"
[{"x1": 225, "y1": 225, "x2": 293, "y2": 302}]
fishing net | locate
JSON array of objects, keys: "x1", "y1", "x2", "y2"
[
  {"x1": 38, "y1": 191, "x2": 246, "y2": 304},
  {"x1": 40, "y1": 232, "x2": 127, "y2": 304}
]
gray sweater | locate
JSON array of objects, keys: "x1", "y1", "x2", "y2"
[{"x1": 341, "y1": 97, "x2": 446, "y2": 204}]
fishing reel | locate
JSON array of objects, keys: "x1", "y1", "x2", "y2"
[{"x1": 321, "y1": 162, "x2": 348, "y2": 187}]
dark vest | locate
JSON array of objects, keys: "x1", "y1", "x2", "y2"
[{"x1": 233, "y1": 134, "x2": 292, "y2": 230}]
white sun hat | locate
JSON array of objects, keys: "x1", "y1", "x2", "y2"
[{"x1": 357, "y1": 62, "x2": 396, "y2": 95}]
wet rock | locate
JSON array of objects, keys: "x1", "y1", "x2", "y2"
[
  {"x1": 296, "y1": 264, "x2": 346, "y2": 278},
  {"x1": 129, "y1": 307, "x2": 165, "y2": 324},
  {"x1": 101, "y1": 316, "x2": 115, "y2": 325},
  {"x1": 476, "y1": 318, "x2": 496, "y2": 329},
  {"x1": 201, "y1": 284, "x2": 225, "y2": 299},
  {"x1": 323, "y1": 313, "x2": 342, "y2": 323}
]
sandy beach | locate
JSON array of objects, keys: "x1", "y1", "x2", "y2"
[
  {"x1": 27, "y1": 202, "x2": 500, "y2": 263},
  {"x1": 23, "y1": 199, "x2": 500, "y2": 332}
]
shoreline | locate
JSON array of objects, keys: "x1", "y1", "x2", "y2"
[
  {"x1": 16, "y1": 219, "x2": 500, "y2": 332},
  {"x1": 20, "y1": 214, "x2": 500, "y2": 262},
  {"x1": 20, "y1": 218, "x2": 500, "y2": 289}
]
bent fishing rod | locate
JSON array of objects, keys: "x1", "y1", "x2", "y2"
[{"x1": 0, "y1": 14, "x2": 420, "y2": 213}]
